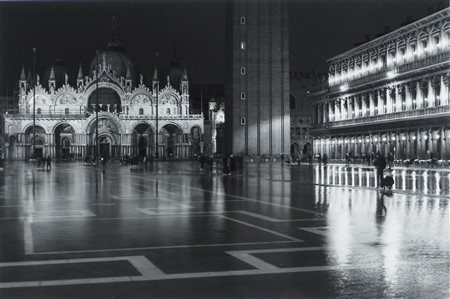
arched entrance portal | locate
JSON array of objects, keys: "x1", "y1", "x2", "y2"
[
  {"x1": 87, "y1": 117, "x2": 121, "y2": 159},
  {"x1": 303, "y1": 142, "x2": 312, "y2": 158},
  {"x1": 132, "y1": 123, "x2": 154, "y2": 158},
  {"x1": 24, "y1": 126, "x2": 46, "y2": 159},
  {"x1": 8, "y1": 135, "x2": 16, "y2": 159},
  {"x1": 160, "y1": 124, "x2": 183, "y2": 159},
  {"x1": 99, "y1": 135, "x2": 112, "y2": 159},
  {"x1": 54, "y1": 123, "x2": 75, "y2": 160}
]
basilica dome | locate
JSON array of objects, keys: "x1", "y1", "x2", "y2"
[{"x1": 89, "y1": 47, "x2": 136, "y2": 79}]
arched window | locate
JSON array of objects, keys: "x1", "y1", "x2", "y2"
[
  {"x1": 241, "y1": 41, "x2": 246, "y2": 50},
  {"x1": 241, "y1": 67, "x2": 246, "y2": 75},
  {"x1": 166, "y1": 108, "x2": 171, "y2": 115},
  {"x1": 36, "y1": 108, "x2": 41, "y2": 114},
  {"x1": 65, "y1": 108, "x2": 69, "y2": 115},
  {"x1": 139, "y1": 108, "x2": 144, "y2": 115},
  {"x1": 241, "y1": 91, "x2": 246, "y2": 100},
  {"x1": 240, "y1": 17, "x2": 246, "y2": 24}
]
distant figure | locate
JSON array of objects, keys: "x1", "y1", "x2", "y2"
[
  {"x1": 345, "y1": 152, "x2": 351, "y2": 166},
  {"x1": 373, "y1": 152, "x2": 387, "y2": 188},
  {"x1": 0, "y1": 155, "x2": 4, "y2": 170},
  {"x1": 280, "y1": 153, "x2": 285, "y2": 167},
  {"x1": 143, "y1": 155, "x2": 148, "y2": 169},
  {"x1": 229, "y1": 154, "x2": 236, "y2": 173},
  {"x1": 199, "y1": 154, "x2": 206, "y2": 170},
  {"x1": 366, "y1": 153, "x2": 371, "y2": 166},
  {"x1": 318, "y1": 153, "x2": 322, "y2": 165},
  {"x1": 322, "y1": 154, "x2": 328, "y2": 166},
  {"x1": 308, "y1": 154, "x2": 312, "y2": 164},
  {"x1": 46, "y1": 155, "x2": 52, "y2": 170},
  {"x1": 223, "y1": 155, "x2": 230, "y2": 175},
  {"x1": 207, "y1": 156, "x2": 214, "y2": 172},
  {"x1": 238, "y1": 155, "x2": 244, "y2": 173}
]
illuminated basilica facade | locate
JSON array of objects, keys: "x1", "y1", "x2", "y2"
[
  {"x1": 4, "y1": 50, "x2": 203, "y2": 160},
  {"x1": 310, "y1": 8, "x2": 450, "y2": 161}
]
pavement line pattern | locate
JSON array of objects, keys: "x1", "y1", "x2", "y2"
[
  {"x1": 29, "y1": 241, "x2": 300, "y2": 256},
  {"x1": 4, "y1": 249, "x2": 444, "y2": 289},
  {"x1": 220, "y1": 215, "x2": 302, "y2": 242},
  {"x1": 298, "y1": 227, "x2": 328, "y2": 236},
  {"x1": 235, "y1": 211, "x2": 322, "y2": 222}
]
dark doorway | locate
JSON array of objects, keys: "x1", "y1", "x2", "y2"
[{"x1": 138, "y1": 137, "x2": 147, "y2": 157}]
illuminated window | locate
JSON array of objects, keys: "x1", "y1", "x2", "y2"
[
  {"x1": 139, "y1": 108, "x2": 144, "y2": 115},
  {"x1": 241, "y1": 41, "x2": 246, "y2": 50},
  {"x1": 241, "y1": 67, "x2": 246, "y2": 75},
  {"x1": 240, "y1": 117, "x2": 246, "y2": 125},
  {"x1": 240, "y1": 17, "x2": 246, "y2": 24},
  {"x1": 240, "y1": 91, "x2": 246, "y2": 100}
]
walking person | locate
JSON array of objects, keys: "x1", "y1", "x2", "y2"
[
  {"x1": 207, "y1": 155, "x2": 214, "y2": 173},
  {"x1": 280, "y1": 153, "x2": 285, "y2": 167},
  {"x1": 143, "y1": 155, "x2": 148, "y2": 170},
  {"x1": 101, "y1": 156, "x2": 107, "y2": 172},
  {"x1": 223, "y1": 155, "x2": 230, "y2": 175},
  {"x1": 46, "y1": 155, "x2": 52, "y2": 171},
  {"x1": 373, "y1": 151, "x2": 386, "y2": 188}
]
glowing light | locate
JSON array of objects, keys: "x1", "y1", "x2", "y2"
[
  {"x1": 358, "y1": 139, "x2": 362, "y2": 143},
  {"x1": 374, "y1": 137, "x2": 378, "y2": 142},
  {"x1": 351, "y1": 139, "x2": 356, "y2": 143},
  {"x1": 340, "y1": 84, "x2": 349, "y2": 92},
  {"x1": 366, "y1": 138, "x2": 370, "y2": 142},
  {"x1": 424, "y1": 135, "x2": 428, "y2": 140},
  {"x1": 401, "y1": 136, "x2": 406, "y2": 141},
  {"x1": 382, "y1": 137, "x2": 387, "y2": 141},
  {"x1": 412, "y1": 136, "x2": 416, "y2": 140},
  {"x1": 387, "y1": 70, "x2": 395, "y2": 78},
  {"x1": 391, "y1": 136, "x2": 396, "y2": 141},
  {"x1": 435, "y1": 135, "x2": 440, "y2": 139}
]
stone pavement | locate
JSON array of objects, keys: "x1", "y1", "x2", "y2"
[{"x1": 0, "y1": 161, "x2": 448, "y2": 298}]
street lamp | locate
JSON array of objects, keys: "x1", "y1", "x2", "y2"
[
  {"x1": 95, "y1": 50, "x2": 99, "y2": 164},
  {"x1": 154, "y1": 52, "x2": 160, "y2": 159},
  {"x1": 32, "y1": 47, "x2": 37, "y2": 159}
]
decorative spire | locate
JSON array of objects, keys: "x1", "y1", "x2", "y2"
[
  {"x1": 20, "y1": 65, "x2": 26, "y2": 80},
  {"x1": 166, "y1": 75, "x2": 170, "y2": 85},
  {"x1": 49, "y1": 65, "x2": 55, "y2": 80},
  {"x1": 182, "y1": 66, "x2": 188, "y2": 81},
  {"x1": 64, "y1": 73, "x2": 69, "y2": 85},
  {"x1": 77, "y1": 64, "x2": 83, "y2": 79},
  {"x1": 153, "y1": 67, "x2": 158, "y2": 80},
  {"x1": 125, "y1": 66, "x2": 131, "y2": 79}
]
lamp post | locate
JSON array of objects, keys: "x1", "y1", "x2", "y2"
[
  {"x1": 95, "y1": 50, "x2": 99, "y2": 164},
  {"x1": 32, "y1": 47, "x2": 37, "y2": 159},
  {"x1": 155, "y1": 52, "x2": 159, "y2": 159}
]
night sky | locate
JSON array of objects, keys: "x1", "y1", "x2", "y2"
[{"x1": 0, "y1": 0, "x2": 447, "y2": 95}]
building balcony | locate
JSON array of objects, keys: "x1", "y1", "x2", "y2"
[
  {"x1": 320, "y1": 50, "x2": 450, "y2": 95},
  {"x1": 314, "y1": 105, "x2": 450, "y2": 129}
]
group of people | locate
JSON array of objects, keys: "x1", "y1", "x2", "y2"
[
  {"x1": 37, "y1": 155, "x2": 52, "y2": 170},
  {"x1": 198, "y1": 154, "x2": 244, "y2": 175},
  {"x1": 373, "y1": 151, "x2": 394, "y2": 194}
]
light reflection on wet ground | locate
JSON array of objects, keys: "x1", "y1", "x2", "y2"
[{"x1": 0, "y1": 161, "x2": 448, "y2": 298}]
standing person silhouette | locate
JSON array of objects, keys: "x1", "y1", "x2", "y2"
[{"x1": 373, "y1": 151, "x2": 386, "y2": 188}]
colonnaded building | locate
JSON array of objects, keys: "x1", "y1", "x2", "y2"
[
  {"x1": 310, "y1": 8, "x2": 450, "y2": 161},
  {"x1": 3, "y1": 47, "x2": 204, "y2": 160}
]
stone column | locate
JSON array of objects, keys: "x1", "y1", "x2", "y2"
[
  {"x1": 441, "y1": 74, "x2": 449, "y2": 105},
  {"x1": 387, "y1": 88, "x2": 393, "y2": 113},
  {"x1": 396, "y1": 84, "x2": 402, "y2": 111},
  {"x1": 377, "y1": 89, "x2": 384, "y2": 115},
  {"x1": 369, "y1": 92, "x2": 375, "y2": 116},
  {"x1": 416, "y1": 81, "x2": 423, "y2": 109},
  {"x1": 347, "y1": 98, "x2": 353, "y2": 119}
]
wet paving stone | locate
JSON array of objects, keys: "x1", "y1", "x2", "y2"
[{"x1": 0, "y1": 161, "x2": 448, "y2": 298}]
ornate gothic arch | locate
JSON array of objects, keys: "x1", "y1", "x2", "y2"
[{"x1": 83, "y1": 82, "x2": 125, "y2": 107}]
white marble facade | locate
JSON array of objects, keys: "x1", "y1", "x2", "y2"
[{"x1": 5, "y1": 53, "x2": 204, "y2": 160}]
